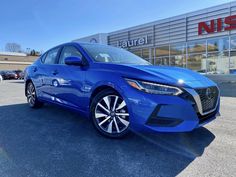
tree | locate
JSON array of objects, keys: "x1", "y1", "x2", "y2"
[
  {"x1": 30, "y1": 49, "x2": 36, "y2": 56},
  {"x1": 5, "y1": 43, "x2": 22, "y2": 52},
  {"x1": 29, "y1": 49, "x2": 42, "y2": 56}
]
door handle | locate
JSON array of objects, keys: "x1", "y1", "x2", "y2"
[{"x1": 52, "y1": 70, "x2": 59, "y2": 75}]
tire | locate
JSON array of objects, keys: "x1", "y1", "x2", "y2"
[
  {"x1": 26, "y1": 82, "x2": 44, "y2": 108},
  {"x1": 91, "y1": 89, "x2": 130, "y2": 138}
]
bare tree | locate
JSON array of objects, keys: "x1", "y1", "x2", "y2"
[{"x1": 5, "y1": 43, "x2": 22, "y2": 52}]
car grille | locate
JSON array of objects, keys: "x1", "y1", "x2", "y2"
[{"x1": 195, "y1": 86, "x2": 219, "y2": 113}]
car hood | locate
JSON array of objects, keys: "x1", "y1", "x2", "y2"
[{"x1": 125, "y1": 65, "x2": 216, "y2": 88}]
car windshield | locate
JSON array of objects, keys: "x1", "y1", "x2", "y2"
[{"x1": 80, "y1": 43, "x2": 151, "y2": 65}]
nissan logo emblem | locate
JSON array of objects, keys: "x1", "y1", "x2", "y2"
[
  {"x1": 206, "y1": 88, "x2": 212, "y2": 99},
  {"x1": 90, "y1": 38, "x2": 98, "y2": 43}
]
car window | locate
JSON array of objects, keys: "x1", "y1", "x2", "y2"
[
  {"x1": 44, "y1": 47, "x2": 60, "y2": 64},
  {"x1": 80, "y1": 43, "x2": 150, "y2": 65},
  {"x1": 40, "y1": 53, "x2": 47, "y2": 63},
  {"x1": 59, "y1": 46, "x2": 82, "y2": 64}
]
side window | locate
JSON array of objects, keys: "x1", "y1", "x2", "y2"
[
  {"x1": 59, "y1": 46, "x2": 82, "y2": 64},
  {"x1": 44, "y1": 47, "x2": 60, "y2": 64},
  {"x1": 40, "y1": 53, "x2": 47, "y2": 63}
]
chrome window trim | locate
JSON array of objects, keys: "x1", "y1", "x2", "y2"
[{"x1": 184, "y1": 86, "x2": 220, "y2": 116}]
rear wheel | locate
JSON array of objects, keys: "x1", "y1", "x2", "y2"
[
  {"x1": 26, "y1": 82, "x2": 44, "y2": 108},
  {"x1": 91, "y1": 89, "x2": 130, "y2": 138}
]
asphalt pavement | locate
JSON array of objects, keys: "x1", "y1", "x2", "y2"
[{"x1": 0, "y1": 80, "x2": 235, "y2": 177}]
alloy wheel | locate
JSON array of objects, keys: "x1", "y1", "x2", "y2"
[
  {"x1": 27, "y1": 83, "x2": 36, "y2": 106},
  {"x1": 94, "y1": 95, "x2": 130, "y2": 134}
]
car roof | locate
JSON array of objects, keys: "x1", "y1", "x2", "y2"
[
  {"x1": 42, "y1": 42, "x2": 109, "y2": 55},
  {"x1": 72, "y1": 42, "x2": 111, "y2": 47},
  {"x1": 60, "y1": 41, "x2": 109, "y2": 47}
]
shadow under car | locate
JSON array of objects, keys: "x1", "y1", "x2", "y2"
[{"x1": 0, "y1": 103, "x2": 215, "y2": 177}]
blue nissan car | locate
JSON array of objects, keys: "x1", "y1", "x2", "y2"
[{"x1": 24, "y1": 42, "x2": 220, "y2": 138}]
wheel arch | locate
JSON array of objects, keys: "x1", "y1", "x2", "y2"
[{"x1": 89, "y1": 84, "x2": 122, "y2": 108}]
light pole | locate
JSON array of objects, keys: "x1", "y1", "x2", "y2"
[{"x1": 26, "y1": 48, "x2": 30, "y2": 55}]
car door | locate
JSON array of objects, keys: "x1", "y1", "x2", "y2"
[
  {"x1": 52, "y1": 45, "x2": 86, "y2": 111},
  {"x1": 36, "y1": 47, "x2": 61, "y2": 102}
]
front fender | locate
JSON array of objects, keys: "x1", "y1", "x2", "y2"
[{"x1": 82, "y1": 78, "x2": 131, "y2": 116}]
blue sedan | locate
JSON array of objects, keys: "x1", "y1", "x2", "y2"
[{"x1": 24, "y1": 42, "x2": 220, "y2": 138}]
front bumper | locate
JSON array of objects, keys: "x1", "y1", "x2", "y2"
[{"x1": 122, "y1": 86, "x2": 220, "y2": 132}]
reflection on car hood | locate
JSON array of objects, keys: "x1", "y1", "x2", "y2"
[{"x1": 128, "y1": 65, "x2": 216, "y2": 88}]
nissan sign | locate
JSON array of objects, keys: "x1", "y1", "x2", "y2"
[
  {"x1": 198, "y1": 15, "x2": 236, "y2": 35},
  {"x1": 117, "y1": 36, "x2": 148, "y2": 48}
]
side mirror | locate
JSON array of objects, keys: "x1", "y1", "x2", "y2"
[{"x1": 64, "y1": 56, "x2": 83, "y2": 66}]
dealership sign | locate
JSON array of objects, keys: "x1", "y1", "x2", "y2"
[
  {"x1": 198, "y1": 15, "x2": 236, "y2": 35},
  {"x1": 117, "y1": 36, "x2": 149, "y2": 48}
]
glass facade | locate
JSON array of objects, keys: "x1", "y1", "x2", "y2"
[
  {"x1": 230, "y1": 36, "x2": 236, "y2": 74},
  {"x1": 188, "y1": 53, "x2": 206, "y2": 73},
  {"x1": 128, "y1": 35, "x2": 236, "y2": 74},
  {"x1": 130, "y1": 48, "x2": 150, "y2": 61},
  {"x1": 170, "y1": 43, "x2": 186, "y2": 67}
]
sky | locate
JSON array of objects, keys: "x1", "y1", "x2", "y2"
[{"x1": 0, "y1": 0, "x2": 232, "y2": 52}]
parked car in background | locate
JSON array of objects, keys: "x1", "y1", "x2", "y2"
[
  {"x1": 0, "y1": 70, "x2": 17, "y2": 80},
  {"x1": 6, "y1": 71, "x2": 17, "y2": 80},
  {"x1": 13, "y1": 70, "x2": 23, "y2": 79},
  {"x1": 0, "y1": 71, "x2": 8, "y2": 80}
]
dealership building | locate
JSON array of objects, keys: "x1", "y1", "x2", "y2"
[{"x1": 73, "y1": 1, "x2": 236, "y2": 74}]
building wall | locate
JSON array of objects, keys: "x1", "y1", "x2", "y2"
[
  {"x1": 0, "y1": 63, "x2": 29, "y2": 70},
  {"x1": 0, "y1": 52, "x2": 27, "y2": 57},
  {"x1": 0, "y1": 55, "x2": 37, "y2": 62},
  {"x1": 106, "y1": 1, "x2": 236, "y2": 74},
  {"x1": 108, "y1": 2, "x2": 236, "y2": 46},
  {"x1": 73, "y1": 33, "x2": 108, "y2": 44},
  {"x1": 0, "y1": 55, "x2": 37, "y2": 70}
]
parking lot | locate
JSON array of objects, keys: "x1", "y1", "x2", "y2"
[{"x1": 0, "y1": 80, "x2": 235, "y2": 177}]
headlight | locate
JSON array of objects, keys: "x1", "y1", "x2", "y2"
[{"x1": 125, "y1": 78, "x2": 183, "y2": 95}]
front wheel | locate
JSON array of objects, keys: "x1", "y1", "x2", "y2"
[
  {"x1": 26, "y1": 82, "x2": 44, "y2": 108},
  {"x1": 91, "y1": 89, "x2": 130, "y2": 138}
]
